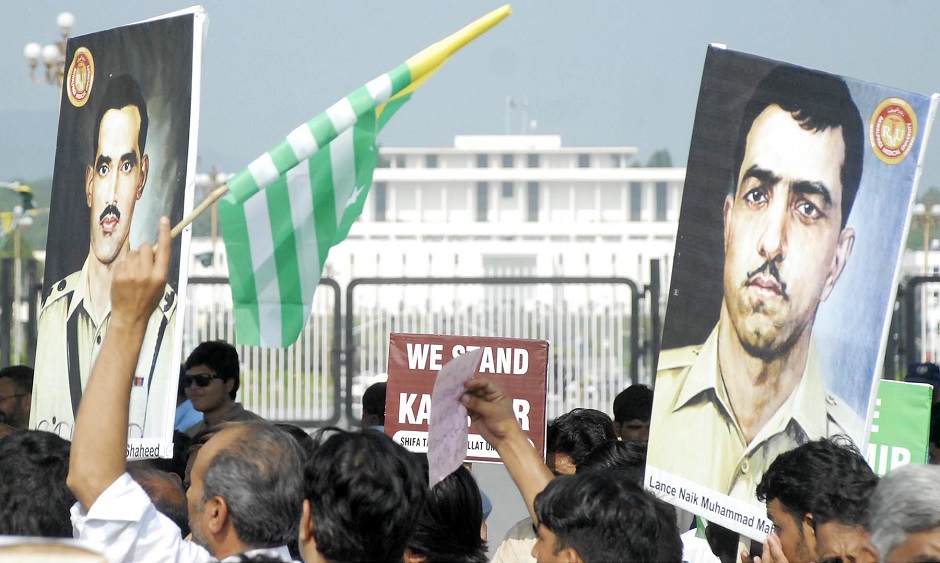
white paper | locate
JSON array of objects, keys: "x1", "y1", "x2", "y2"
[{"x1": 427, "y1": 347, "x2": 484, "y2": 487}]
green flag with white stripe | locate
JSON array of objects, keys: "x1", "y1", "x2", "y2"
[{"x1": 218, "y1": 5, "x2": 511, "y2": 347}]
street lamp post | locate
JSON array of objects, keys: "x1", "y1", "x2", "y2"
[{"x1": 23, "y1": 11, "x2": 75, "y2": 86}]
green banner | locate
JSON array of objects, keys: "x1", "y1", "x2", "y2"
[{"x1": 867, "y1": 380, "x2": 932, "y2": 476}]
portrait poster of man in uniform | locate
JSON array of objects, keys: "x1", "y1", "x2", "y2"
[
  {"x1": 30, "y1": 8, "x2": 206, "y2": 458},
  {"x1": 645, "y1": 45, "x2": 938, "y2": 539}
]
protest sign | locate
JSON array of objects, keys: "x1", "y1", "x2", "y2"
[
  {"x1": 646, "y1": 44, "x2": 938, "y2": 540},
  {"x1": 867, "y1": 379, "x2": 932, "y2": 475},
  {"x1": 30, "y1": 7, "x2": 205, "y2": 459},
  {"x1": 385, "y1": 333, "x2": 549, "y2": 464}
]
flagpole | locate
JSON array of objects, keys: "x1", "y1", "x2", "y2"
[{"x1": 169, "y1": 183, "x2": 230, "y2": 239}]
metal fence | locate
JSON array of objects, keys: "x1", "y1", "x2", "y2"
[
  {"x1": 9, "y1": 267, "x2": 660, "y2": 428},
  {"x1": 344, "y1": 277, "x2": 645, "y2": 423}
]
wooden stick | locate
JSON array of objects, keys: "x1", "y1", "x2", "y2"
[
  {"x1": 152, "y1": 183, "x2": 229, "y2": 254},
  {"x1": 171, "y1": 183, "x2": 229, "y2": 239}
]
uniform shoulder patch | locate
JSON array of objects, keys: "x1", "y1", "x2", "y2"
[
  {"x1": 826, "y1": 391, "x2": 864, "y2": 440},
  {"x1": 41, "y1": 271, "x2": 80, "y2": 311},
  {"x1": 656, "y1": 345, "x2": 703, "y2": 372}
]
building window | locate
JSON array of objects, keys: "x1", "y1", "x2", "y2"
[
  {"x1": 394, "y1": 155, "x2": 406, "y2": 168},
  {"x1": 425, "y1": 154, "x2": 438, "y2": 168},
  {"x1": 476, "y1": 154, "x2": 489, "y2": 168},
  {"x1": 630, "y1": 182, "x2": 642, "y2": 221},
  {"x1": 502, "y1": 182, "x2": 515, "y2": 198},
  {"x1": 502, "y1": 154, "x2": 515, "y2": 168},
  {"x1": 374, "y1": 182, "x2": 387, "y2": 222},
  {"x1": 578, "y1": 153, "x2": 590, "y2": 168},
  {"x1": 610, "y1": 154, "x2": 621, "y2": 168},
  {"x1": 476, "y1": 182, "x2": 489, "y2": 222},
  {"x1": 655, "y1": 181, "x2": 668, "y2": 221},
  {"x1": 527, "y1": 182, "x2": 539, "y2": 222},
  {"x1": 527, "y1": 154, "x2": 539, "y2": 168}
]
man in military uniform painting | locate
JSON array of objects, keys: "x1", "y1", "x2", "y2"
[
  {"x1": 31, "y1": 74, "x2": 176, "y2": 440},
  {"x1": 648, "y1": 65, "x2": 865, "y2": 506}
]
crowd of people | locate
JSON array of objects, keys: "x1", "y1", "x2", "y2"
[{"x1": 3, "y1": 223, "x2": 940, "y2": 562}]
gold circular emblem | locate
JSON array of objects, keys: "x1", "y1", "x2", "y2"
[
  {"x1": 67, "y1": 47, "x2": 95, "y2": 108},
  {"x1": 869, "y1": 97, "x2": 917, "y2": 165}
]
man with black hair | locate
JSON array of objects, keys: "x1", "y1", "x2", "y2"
[
  {"x1": 546, "y1": 408, "x2": 616, "y2": 476},
  {"x1": 650, "y1": 64, "x2": 865, "y2": 504},
  {"x1": 612, "y1": 384, "x2": 653, "y2": 441},
  {"x1": 462, "y1": 377, "x2": 674, "y2": 563},
  {"x1": 184, "y1": 340, "x2": 263, "y2": 437},
  {"x1": 298, "y1": 428, "x2": 426, "y2": 562},
  {"x1": 33, "y1": 73, "x2": 176, "y2": 440},
  {"x1": 0, "y1": 365, "x2": 33, "y2": 429},
  {"x1": 0, "y1": 429, "x2": 76, "y2": 537},
  {"x1": 753, "y1": 437, "x2": 878, "y2": 563},
  {"x1": 66, "y1": 218, "x2": 303, "y2": 562},
  {"x1": 533, "y1": 469, "x2": 662, "y2": 563},
  {"x1": 494, "y1": 408, "x2": 617, "y2": 562}
]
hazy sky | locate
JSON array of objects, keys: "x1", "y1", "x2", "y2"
[{"x1": 5, "y1": 1, "x2": 940, "y2": 192}]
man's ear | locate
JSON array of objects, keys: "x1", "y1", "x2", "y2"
[
  {"x1": 299, "y1": 498, "x2": 314, "y2": 542},
  {"x1": 137, "y1": 154, "x2": 149, "y2": 199},
  {"x1": 820, "y1": 226, "x2": 855, "y2": 302},
  {"x1": 855, "y1": 543, "x2": 879, "y2": 563},
  {"x1": 802, "y1": 512, "x2": 816, "y2": 543},
  {"x1": 206, "y1": 496, "x2": 228, "y2": 533},
  {"x1": 86, "y1": 165, "x2": 94, "y2": 207},
  {"x1": 558, "y1": 546, "x2": 584, "y2": 563},
  {"x1": 224, "y1": 378, "x2": 235, "y2": 396},
  {"x1": 723, "y1": 194, "x2": 735, "y2": 254}
]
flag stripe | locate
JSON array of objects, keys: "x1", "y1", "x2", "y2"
[
  {"x1": 366, "y1": 74, "x2": 393, "y2": 105},
  {"x1": 264, "y1": 177, "x2": 305, "y2": 346},
  {"x1": 286, "y1": 164, "x2": 321, "y2": 322},
  {"x1": 242, "y1": 188, "x2": 282, "y2": 347},
  {"x1": 330, "y1": 128, "x2": 357, "y2": 228},
  {"x1": 287, "y1": 123, "x2": 318, "y2": 163},
  {"x1": 309, "y1": 147, "x2": 339, "y2": 271},
  {"x1": 218, "y1": 197, "x2": 261, "y2": 345},
  {"x1": 248, "y1": 153, "x2": 280, "y2": 192},
  {"x1": 326, "y1": 97, "x2": 357, "y2": 136}
]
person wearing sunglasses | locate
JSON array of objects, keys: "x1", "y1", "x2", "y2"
[{"x1": 182, "y1": 340, "x2": 263, "y2": 438}]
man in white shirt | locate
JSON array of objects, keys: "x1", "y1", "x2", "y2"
[{"x1": 66, "y1": 218, "x2": 303, "y2": 562}]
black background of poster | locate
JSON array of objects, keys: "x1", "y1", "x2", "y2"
[
  {"x1": 660, "y1": 47, "x2": 780, "y2": 350},
  {"x1": 43, "y1": 15, "x2": 192, "y2": 297}
]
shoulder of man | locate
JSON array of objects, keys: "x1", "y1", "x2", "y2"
[
  {"x1": 656, "y1": 345, "x2": 702, "y2": 373},
  {"x1": 40, "y1": 270, "x2": 82, "y2": 313},
  {"x1": 825, "y1": 391, "x2": 864, "y2": 441}
]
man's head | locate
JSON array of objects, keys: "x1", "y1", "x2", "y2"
[
  {"x1": 532, "y1": 469, "x2": 661, "y2": 563},
  {"x1": 756, "y1": 437, "x2": 878, "y2": 563},
  {"x1": 127, "y1": 463, "x2": 190, "y2": 538},
  {"x1": 361, "y1": 382, "x2": 387, "y2": 428},
  {"x1": 0, "y1": 430, "x2": 75, "y2": 537},
  {"x1": 611, "y1": 384, "x2": 653, "y2": 441},
  {"x1": 0, "y1": 365, "x2": 33, "y2": 429},
  {"x1": 186, "y1": 421, "x2": 303, "y2": 558},
  {"x1": 184, "y1": 340, "x2": 240, "y2": 414},
  {"x1": 861, "y1": 464, "x2": 940, "y2": 563},
  {"x1": 723, "y1": 65, "x2": 862, "y2": 361},
  {"x1": 86, "y1": 74, "x2": 150, "y2": 266},
  {"x1": 300, "y1": 429, "x2": 426, "y2": 563},
  {"x1": 546, "y1": 408, "x2": 617, "y2": 476}
]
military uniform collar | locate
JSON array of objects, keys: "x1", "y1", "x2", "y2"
[
  {"x1": 66, "y1": 256, "x2": 112, "y2": 326},
  {"x1": 672, "y1": 324, "x2": 828, "y2": 441}
]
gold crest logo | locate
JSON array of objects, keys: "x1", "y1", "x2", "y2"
[
  {"x1": 870, "y1": 98, "x2": 917, "y2": 165},
  {"x1": 67, "y1": 47, "x2": 95, "y2": 108}
]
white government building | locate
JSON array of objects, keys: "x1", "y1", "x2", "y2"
[{"x1": 191, "y1": 134, "x2": 683, "y2": 290}]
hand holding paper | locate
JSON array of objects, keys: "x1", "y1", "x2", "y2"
[{"x1": 427, "y1": 347, "x2": 484, "y2": 487}]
